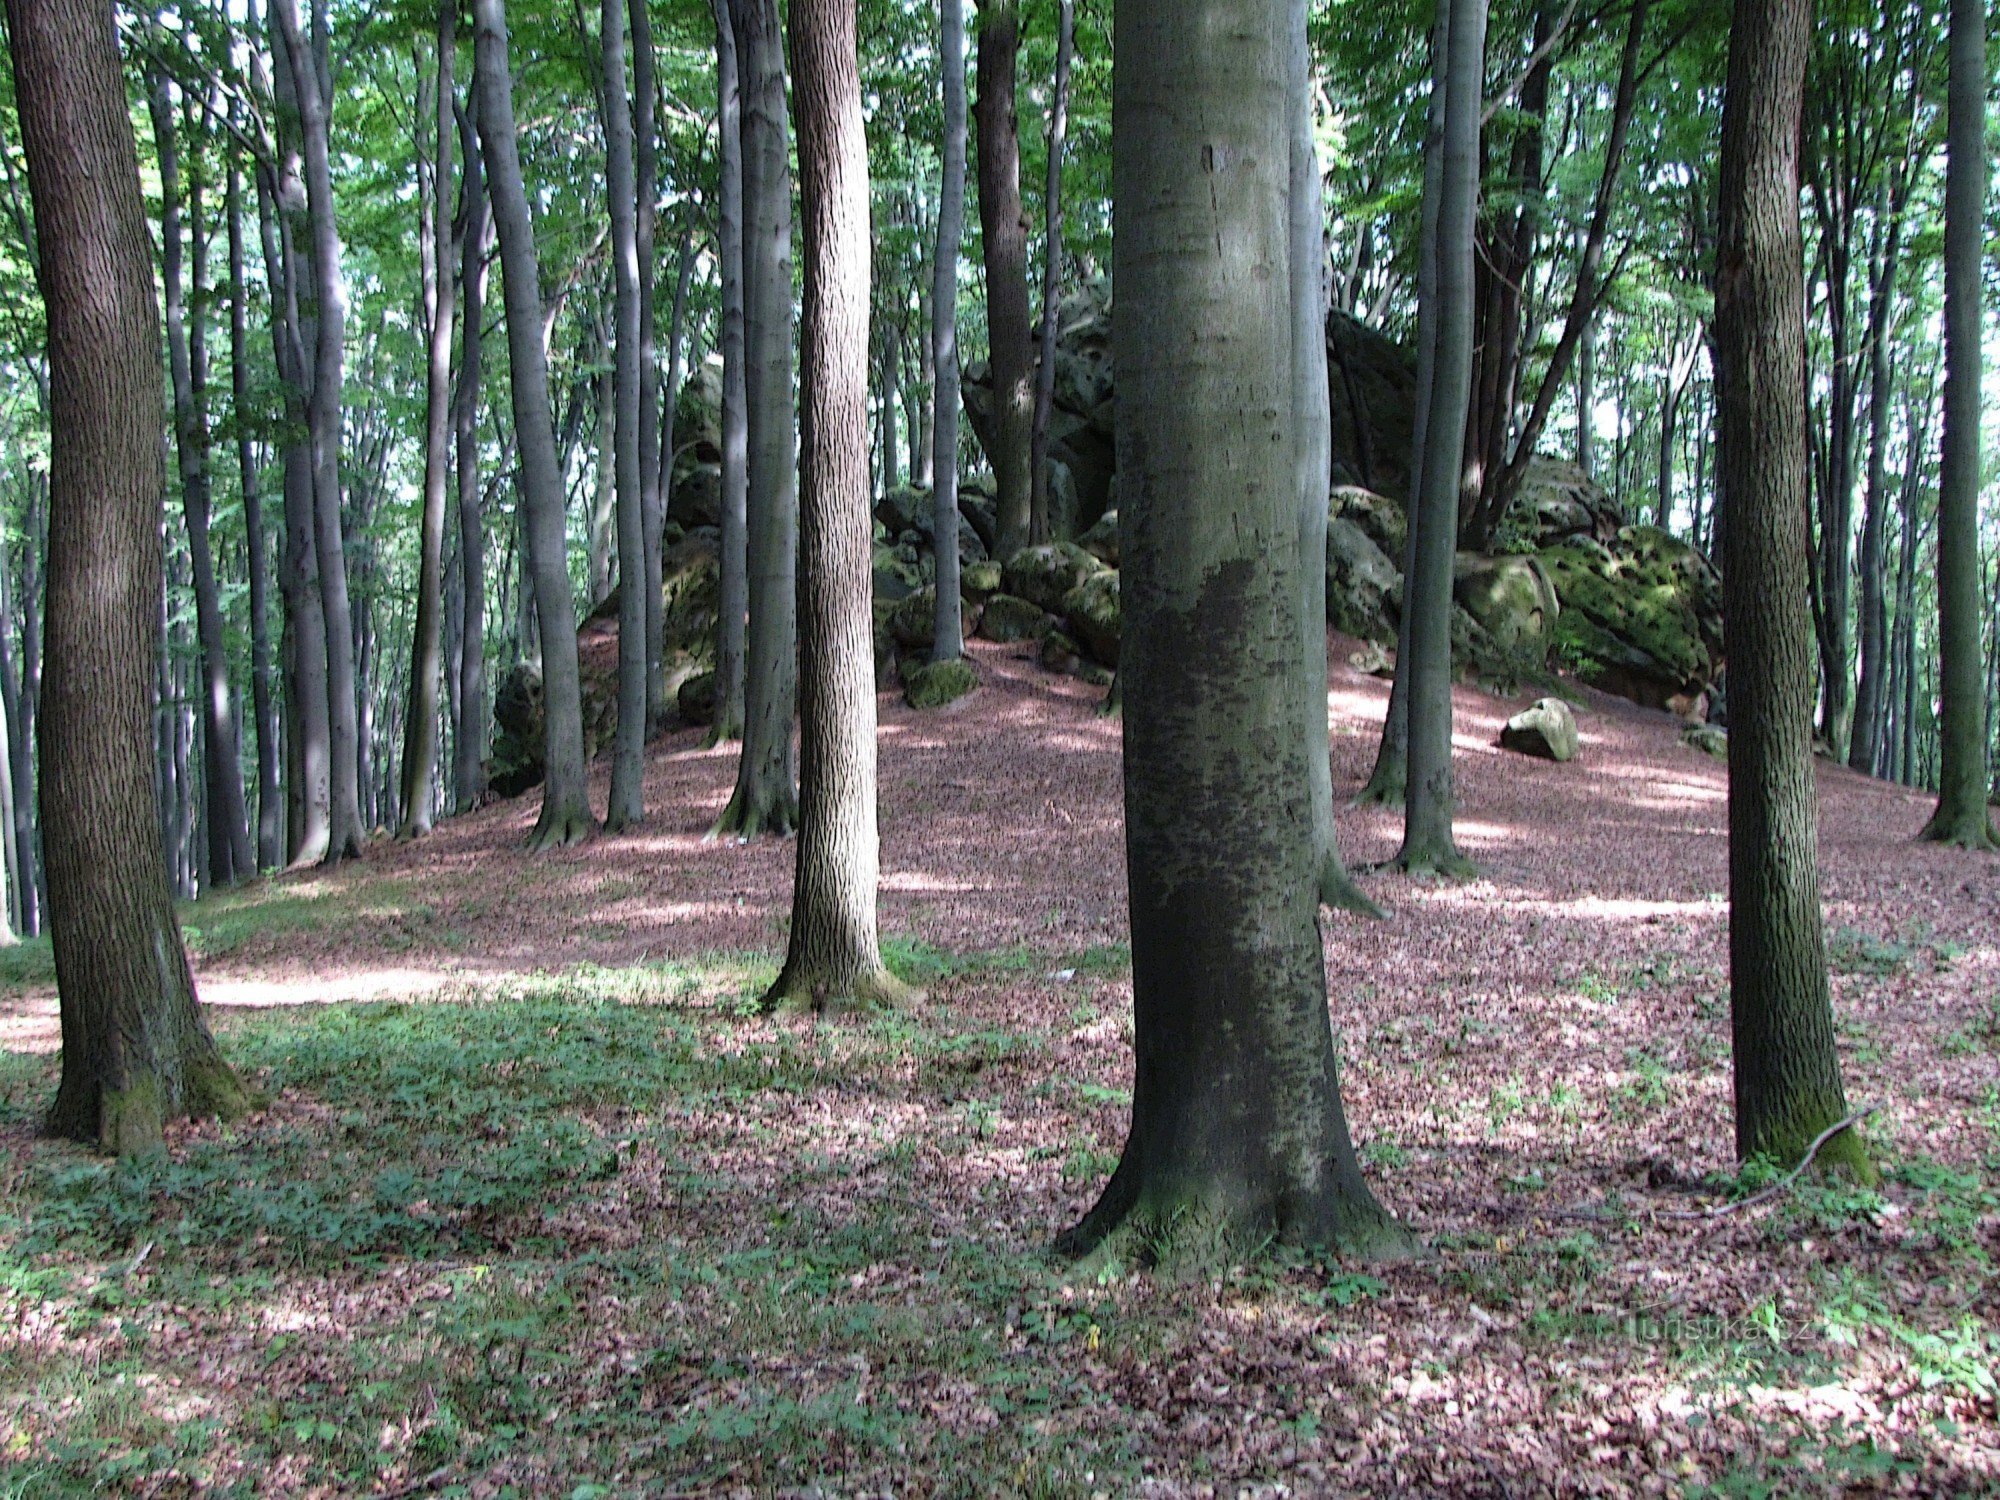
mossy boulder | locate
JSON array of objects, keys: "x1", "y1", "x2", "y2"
[
  {"x1": 1454, "y1": 553, "x2": 1558, "y2": 666},
  {"x1": 1515, "y1": 456, "x2": 1624, "y2": 545},
  {"x1": 1332, "y1": 485, "x2": 1407, "y2": 561},
  {"x1": 960, "y1": 559, "x2": 1004, "y2": 602},
  {"x1": 677, "y1": 670, "x2": 717, "y2": 727},
  {"x1": 887, "y1": 587, "x2": 981, "y2": 651},
  {"x1": 979, "y1": 593, "x2": 1056, "y2": 644},
  {"x1": 1001, "y1": 541, "x2": 1107, "y2": 615},
  {"x1": 1681, "y1": 722, "x2": 1729, "y2": 759},
  {"x1": 1040, "y1": 630, "x2": 1081, "y2": 675},
  {"x1": 1326, "y1": 517, "x2": 1400, "y2": 643},
  {"x1": 1077, "y1": 509, "x2": 1120, "y2": 567},
  {"x1": 1541, "y1": 526, "x2": 1721, "y2": 709},
  {"x1": 903, "y1": 657, "x2": 977, "y2": 710},
  {"x1": 1500, "y1": 697, "x2": 1579, "y2": 762},
  {"x1": 1062, "y1": 569, "x2": 1120, "y2": 667}
]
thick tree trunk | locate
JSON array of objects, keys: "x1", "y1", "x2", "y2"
[
  {"x1": 1061, "y1": 0, "x2": 1407, "y2": 1265},
  {"x1": 974, "y1": 0, "x2": 1033, "y2": 559},
  {"x1": 602, "y1": 0, "x2": 648, "y2": 829},
  {"x1": 12, "y1": 0, "x2": 249, "y2": 1152},
  {"x1": 710, "y1": 0, "x2": 750, "y2": 744},
  {"x1": 767, "y1": 0, "x2": 914, "y2": 1012},
  {"x1": 930, "y1": 0, "x2": 968, "y2": 661},
  {"x1": 1028, "y1": 0, "x2": 1074, "y2": 547},
  {"x1": 400, "y1": 4, "x2": 459, "y2": 839},
  {"x1": 1922, "y1": 0, "x2": 1996, "y2": 847},
  {"x1": 272, "y1": 0, "x2": 364, "y2": 860},
  {"x1": 713, "y1": 0, "x2": 799, "y2": 836},
  {"x1": 1713, "y1": 0, "x2": 1869, "y2": 1174},
  {"x1": 1395, "y1": 0, "x2": 1483, "y2": 877},
  {"x1": 474, "y1": 0, "x2": 598, "y2": 847},
  {"x1": 452, "y1": 105, "x2": 490, "y2": 812},
  {"x1": 149, "y1": 79, "x2": 255, "y2": 890}
]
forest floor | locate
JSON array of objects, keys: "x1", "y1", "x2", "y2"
[{"x1": 2, "y1": 640, "x2": 1997, "y2": 1497}]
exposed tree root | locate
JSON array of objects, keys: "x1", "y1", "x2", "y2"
[
  {"x1": 528, "y1": 803, "x2": 597, "y2": 851},
  {"x1": 1378, "y1": 846, "x2": 1480, "y2": 882},
  {"x1": 1917, "y1": 808, "x2": 2000, "y2": 851},
  {"x1": 1320, "y1": 856, "x2": 1387, "y2": 920},
  {"x1": 1058, "y1": 1178, "x2": 1418, "y2": 1275},
  {"x1": 761, "y1": 964, "x2": 923, "y2": 1017},
  {"x1": 702, "y1": 716, "x2": 745, "y2": 751},
  {"x1": 1351, "y1": 759, "x2": 1406, "y2": 810},
  {"x1": 707, "y1": 784, "x2": 800, "y2": 842}
]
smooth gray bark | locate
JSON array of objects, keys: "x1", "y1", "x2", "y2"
[
  {"x1": 930, "y1": 0, "x2": 967, "y2": 661},
  {"x1": 710, "y1": 0, "x2": 749, "y2": 743},
  {"x1": 453, "y1": 103, "x2": 490, "y2": 812}
]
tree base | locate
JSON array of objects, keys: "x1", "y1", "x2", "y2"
[
  {"x1": 1351, "y1": 758, "x2": 1406, "y2": 810},
  {"x1": 1319, "y1": 856, "x2": 1386, "y2": 920},
  {"x1": 761, "y1": 963, "x2": 922, "y2": 1017},
  {"x1": 604, "y1": 804, "x2": 645, "y2": 835},
  {"x1": 528, "y1": 801, "x2": 597, "y2": 851},
  {"x1": 1098, "y1": 674, "x2": 1122, "y2": 719},
  {"x1": 47, "y1": 1052, "x2": 256, "y2": 1157},
  {"x1": 1057, "y1": 1177, "x2": 1418, "y2": 1273},
  {"x1": 702, "y1": 715, "x2": 745, "y2": 751},
  {"x1": 1917, "y1": 804, "x2": 2000, "y2": 851},
  {"x1": 1379, "y1": 843, "x2": 1479, "y2": 881},
  {"x1": 708, "y1": 783, "x2": 799, "y2": 841}
]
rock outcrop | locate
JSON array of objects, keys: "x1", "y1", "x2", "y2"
[{"x1": 1500, "y1": 697, "x2": 1580, "y2": 762}]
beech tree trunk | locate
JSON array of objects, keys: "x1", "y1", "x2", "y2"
[
  {"x1": 400, "y1": 3, "x2": 459, "y2": 839},
  {"x1": 272, "y1": 0, "x2": 364, "y2": 860},
  {"x1": 12, "y1": 0, "x2": 250, "y2": 1152},
  {"x1": 1395, "y1": 0, "x2": 1483, "y2": 877},
  {"x1": 474, "y1": 0, "x2": 597, "y2": 847},
  {"x1": 1713, "y1": 0, "x2": 1869, "y2": 1175},
  {"x1": 453, "y1": 103, "x2": 490, "y2": 812},
  {"x1": 713, "y1": 0, "x2": 799, "y2": 836},
  {"x1": 630, "y1": 0, "x2": 666, "y2": 731},
  {"x1": 930, "y1": 0, "x2": 968, "y2": 661},
  {"x1": 1850, "y1": 179, "x2": 1903, "y2": 777},
  {"x1": 1061, "y1": 0, "x2": 1407, "y2": 1265},
  {"x1": 602, "y1": 0, "x2": 648, "y2": 829},
  {"x1": 710, "y1": 0, "x2": 750, "y2": 743},
  {"x1": 1922, "y1": 0, "x2": 1996, "y2": 847},
  {"x1": 767, "y1": 0, "x2": 915, "y2": 1013},
  {"x1": 1028, "y1": 0, "x2": 1074, "y2": 546},
  {"x1": 974, "y1": 0, "x2": 1033, "y2": 559},
  {"x1": 149, "y1": 77, "x2": 255, "y2": 889}
]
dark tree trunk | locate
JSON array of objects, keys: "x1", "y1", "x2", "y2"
[
  {"x1": 1061, "y1": 0, "x2": 1407, "y2": 1265},
  {"x1": 1850, "y1": 179, "x2": 1903, "y2": 776},
  {"x1": 602, "y1": 0, "x2": 648, "y2": 829},
  {"x1": 452, "y1": 103, "x2": 490, "y2": 812},
  {"x1": 713, "y1": 0, "x2": 799, "y2": 836},
  {"x1": 974, "y1": 0, "x2": 1033, "y2": 559},
  {"x1": 629, "y1": 0, "x2": 666, "y2": 732},
  {"x1": 400, "y1": 2, "x2": 459, "y2": 839},
  {"x1": 710, "y1": 0, "x2": 750, "y2": 743},
  {"x1": 930, "y1": 0, "x2": 968, "y2": 660},
  {"x1": 767, "y1": 0, "x2": 914, "y2": 1012},
  {"x1": 12, "y1": 0, "x2": 249, "y2": 1152},
  {"x1": 1396, "y1": 0, "x2": 1483, "y2": 877},
  {"x1": 1713, "y1": 0, "x2": 1869, "y2": 1174},
  {"x1": 1922, "y1": 0, "x2": 1996, "y2": 847},
  {"x1": 474, "y1": 0, "x2": 597, "y2": 847},
  {"x1": 1028, "y1": 0, "x2": 1074, "y2": 545}
]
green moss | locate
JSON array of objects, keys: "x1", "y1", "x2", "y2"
[{"x1": 903, "y1": 658, "x2": 978, "y2": 710}]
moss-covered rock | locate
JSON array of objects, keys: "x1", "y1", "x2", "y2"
[
  {"x1": 903, "y1": 657, "x2": 977, "y2": 710},
  {"x1": 1062, "y1": 569, "x2": 1120, "y2": 667},
  {"x1": 1077, "y1": 509, "x2": 1120, "y2": 567},
  {"x1": 1001, "y1": 541, "x2": 1106, "y2": 615},
  {"x1": 1040, "y1": 630, "x2": 1081, "y2": 674},
  {"x1": 1326, "y1": 517, "x2": 1400, "y2": 643},
  {"x1": 1681, "y1": 722, "x2": 1729, "y2": 759},
  {"x1": 978, "y1": 592, "x2": 1058, "y2": 644},
  {"x1": 961, "y1": 559, "x2": 1004, "y2": 602},
  {"x1": 887, "y1": 587, "x2": 982, "y2": 651},
  {"x1": 677, "y1": 670, "x2": 717, "y2": 727},
  {"x1": 1541, "y1": 527, "x2": 1721, "y2": 709},
  {"x1": 1454, "y1": 553, "x2": 1558, "y2": 666},
  {"x1": 1332, "y1": 485, "x2": 1407, "y2": 562}
]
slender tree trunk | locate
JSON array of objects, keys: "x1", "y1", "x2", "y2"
[
  {"x1": 589, "y1": 320, "x2": 617, "y2": 605},
  {"x1": 914, "y1": 276, "x2": 935, "y2": 487},
  {"x1": 13, "y1": 0, "x2": 250, "y2": 1152},
  {"x1": 1395, "y1": 0, "x2": 1483, "y2": 877},
  {"x1": 930, "y1": 0, "x2": 968, "y2": 661},
  {"x1": 0, "y1": 552, "x2": 33, "y2": 933},
  {"x1": 710, "y1": 0, "x2": 750, "y2": 743},
  {"x1": 974, "y1": 0, "x2": 1033, "y2": 559},
  {"x1": 602, "y1": 0, "x2": 648, "y2": 829},
  {"x1": 1850, "y1": 185, "x2": 1902, "y2": 775},
  {"x1": 1061, "y1": 0, "x2": 1406, "y2": 1264},
  {"x1": 272, "y1": 0, "x2": 364, "y2": 860},
  {"x1": 713, "y1": 0, "x2": 799, "y2": 836},
  {"x1": 400, "y1": 2, "x2": 459, "y2": 839},
  {"x1": 453, "y1": 105, "x2": 490, "y2": 811},
  {"x1": 1028, "y1": 0, "x2": 1074, "y2": 545},
  {"x1": 1922, "y1": 0, "x2": 1996, "y2": 846},
  {"x1": 767, "y1": 0, "x2": 914, "y2": 1012},
  {"x1": 878, "y1": 300, "x2": 900, "y2": 493},
  {"x1": 629, "y1": 0, "x2": 665, "y2": 731},
  {"x1": 1576, "y1": 312, "x2": 1595, "y2": 473},
  {"x1": 474, "y1": 0, "x2": 597, "y2": 847},
  {"x1": 1713, "y1": 0, "x2": 1869, "y2": 1175}
]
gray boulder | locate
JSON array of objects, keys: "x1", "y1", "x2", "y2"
[{"x1": 1500, "y1": 697, "x2": 1579, "y2": 762}]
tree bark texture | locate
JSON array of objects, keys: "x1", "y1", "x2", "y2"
[
  {"x1": 12, "y1": 0, "x2": 249, "y2": 1152},
  {"x1": 930, "y1": 0, "x2": 968, "y2": 660},
  {"x1": 1028, "y1": 0, "x2": 1074, "y2": 546},
  {"x1": 453, "y1": 104, "x2": 490, "y2": 812},
  {"x1": 710, "y1": 0, "x2": 750, "y2": 743},
  {"x1": 1713, "y1": 0, "x2": 1869, "y2": 1175},
  {"x1": 630, "y1": 0, "x2": 666, "y2": 731},
  {"x1": 974, "y1": 0, "x2": 1033, "y2": 560}
]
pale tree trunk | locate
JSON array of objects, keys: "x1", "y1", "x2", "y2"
[
  {"x1": 930, "y1": 0, "x2": 968, "y2": 660},
  {"x1": 149, "y1": 78, "x2": 255, "y2": 889},
  {"x1": 589, "y1": 318, "x2": 617, "y2": 605},
  {"x1": 602, "y1": 0, "x2": 648, "y2": 829},
  {"x1": 1713, "y1": 0, "x2": 1869, "y2": 1174},
  {"x1": 227, "y1": 138, "x2": 282, "y2": 869},
  {"x1": 974, "y1": 0, "x2": 1033, "y2": 559},
  {"x1": 1922, "y1": 0, "x2": 1996, "y2": 847},
  {"x1": 1395, "y1": 0, "x2": 1482, "y2": 877},
  {"x1": 12, "y1": 0, "x2": 249, "y2": 1152},
  {"x1": 1028, "y1": 0, "x2": 1074, "y2": 545},
  {"x1": 1062, "y1": 0, "x2": 1406, "y2": 1265},
  {"x1": 767, "y1": 0, "x2": 914, "y2": 1012},
  {"x1": 913, "y1": 276, "x2": 934, "y2": 487},
  {"x1": 1354, "y1": 2, "x2": 1447, "y2": 812},
  {"x1": 630, "y1": 0, "x2": 666, "y2": 730},
  {"x1": 713, "y1": 0, "x2": 798, "y2": 836},
  {"x1": 453, "y1": 103, "x2": 490, "y2": 811},
  {"x1": 474, "y1": 0, "x2": 598, "y2": 847},
  {"x1": 710, "y1": 0, "x2": 750, "y2": 743},
  {"x1": 400, "y1": 1, "x2": 459, "y2": 839},
  {"x1": 1576, "y1": 311, "x2": 1595, "y2": 472},
  {"x1": 1850, "y1": 176, "x2": 1904, "y2": 776},
  {"x1": 272, "y1": 0, "x2": 364, "y2": 861}
]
